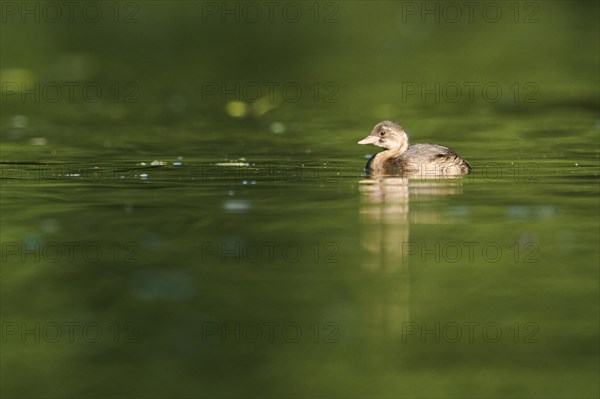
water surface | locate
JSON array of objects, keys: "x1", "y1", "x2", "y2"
[{"x1": 1, "y1": 1, "x2": 599, "y2": 398}]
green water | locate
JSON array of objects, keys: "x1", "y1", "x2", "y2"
[{"x1": 1, "y1": 1, "x2": 599, "y2": 398}]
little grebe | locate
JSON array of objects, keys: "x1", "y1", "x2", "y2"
[{"x1": 358, "y1": 121, "x2": 471, "y2": 177}]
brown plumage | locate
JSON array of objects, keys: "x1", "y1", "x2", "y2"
[{"x1": 358, "y1": 121, "x2": 471, "y2": 178}]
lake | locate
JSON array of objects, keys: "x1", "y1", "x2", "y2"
[{"x1": 1, "y1": 1, "x2": 599, "y2": 398}]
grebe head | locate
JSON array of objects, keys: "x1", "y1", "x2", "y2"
[{"x1": 358, "y1": 121, "x2": 409, "y2": 152}]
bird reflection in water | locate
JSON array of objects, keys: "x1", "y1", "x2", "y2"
[{"x1": 358, "y1": 176, "x2": 465, "y2": 341}]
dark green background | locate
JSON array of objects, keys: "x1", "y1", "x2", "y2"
[{"x1": 1, "y1": 1, "x2": 599, "y2": 398}]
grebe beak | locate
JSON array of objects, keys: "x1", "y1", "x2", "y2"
[{"x1": 358, "y1": 135, "x2": 379, "y2": 145}]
